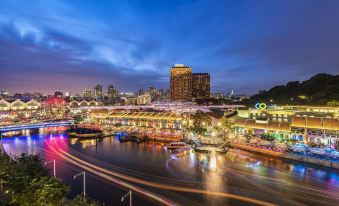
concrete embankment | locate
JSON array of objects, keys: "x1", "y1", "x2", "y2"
[{"x1": 230, "y1": 143, "x2": 339, "y2": 170}]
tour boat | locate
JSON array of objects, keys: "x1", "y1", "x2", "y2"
[
  {"x1": 1, "y1": 130, "x2": 22, "y2": 137},
  {"x1": 164, "y1": 142, "x2": 187, "y2": 150},
  {"x1": 172, "y1": 146, "x2": 191, "y2": 157}
]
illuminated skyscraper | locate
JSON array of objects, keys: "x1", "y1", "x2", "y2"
[
  {"x1": 192, "y1": 73, "x2": 210, "y2": 99},
  {"x1": 94, "y1": 84, "x2": 103, "y2": 99},
  {"x1": 170, "y1": 64, "x2": 192, "y2": 101},
  {"x1": 83, "y1": 88, "x2": 92, "y2": 99},
  {"x1": 107, "y1": 85, "x2": 119, "y2": 100}
]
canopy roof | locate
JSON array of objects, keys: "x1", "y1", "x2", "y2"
[
  {"x1": 97, "y1": 111, "x2": 182, "y2": 121},
  {"x1": 234, "y1": 116, "x2": 339, "y2": 131}
]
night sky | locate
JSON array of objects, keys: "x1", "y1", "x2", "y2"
[{"x1": 0, "y1": 0, "x2": 338, "y2": 95}]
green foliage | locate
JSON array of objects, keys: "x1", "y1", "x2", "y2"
[
  {"x1": 67, "y1": 195, "x2": 101, "y2": 206},
  {"x1": 11, "y1": 177, "x2": 69, "y2": 206},
  {"x1": 74, "y1": 115, "x2": 84, "y2": 123},
  {"x1": 190, "y1": 126, "x2": 207, "y2": 135},
  {"x1": 191, "y1": 111, "x2": 212, "y2": 128},
  {"x1": 249, "y1": 73, "x2": 339, "y2": 105},
  {"x1": 327, "y1": 100, "x2": 339, "y2": 106},
  {"x1": 114, "y1": 123, "x2": 122, "y2": 127},
  {"x1": 0, "y1": 153, "x2": 99, "y2": 206}
]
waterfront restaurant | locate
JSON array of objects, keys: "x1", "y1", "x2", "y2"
[
  {"x1": 233, "y1": 116, "x2": 339, "y2": 148},
  {"x1": 69, "y1": 100, "x2": 100, "y2": 108},
  {"x1": 91, "y1": 111, "x2": 183, "y2": 130},
  {"x1": 0, "y1": 99, "x2": 42, "y2": 125},
  {"x1": 0, "y1": 99, "x2": 41, "y2": 111}
]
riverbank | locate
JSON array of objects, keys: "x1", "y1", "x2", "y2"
[
  {"x1": 230, "y1": 143, "x2": 339, "y2": 169},
  {"x1": 0, "y1": 142, "x2": 101, "y2": 206}
]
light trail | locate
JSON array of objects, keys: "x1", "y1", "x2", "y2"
[
  {"x1": 45, "y1": 140, "x2": 177, "y2": 206},
  {"x1": 224, "y1": 163, "x2": 339, "y2": 200},
  {"x1": 47, "y1": 140, "x2": 277, "y2": 206}
]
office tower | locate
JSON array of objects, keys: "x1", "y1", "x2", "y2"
[
  {"x1": 54, "y1": 91, "x2": 63, "y2": 98},
  {"x1": 83, "y1": 88, "x2": 92, "y2": 98},
  {"x1": 192, "y1": 73, "x2": 210, "y2": 99},
  {"x1": 107, "y1": 85, "x2": 119, "y2": 100},
  {"x1": 94, "y1": 85, "x2": 103, "y2": 99}
]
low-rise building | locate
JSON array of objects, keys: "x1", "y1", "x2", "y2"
[{"x1": 233, "y1": 105, "x2": 339, "y2": 149}]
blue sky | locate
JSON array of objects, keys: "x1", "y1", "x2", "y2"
[{"x1": 0, "y1": 0, "x2": 338, "y2": 95}]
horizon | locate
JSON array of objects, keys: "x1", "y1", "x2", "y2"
[
  {"x1": 1, "y1": 72, "x2": 338, "y2": 97},
  {"x1": 1, "y1": 0, "x2": 339, "y2": 95}
]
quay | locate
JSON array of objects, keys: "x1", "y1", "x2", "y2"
[{"x1": 230, "y1": 143, "x2": 339, "y2": 169}]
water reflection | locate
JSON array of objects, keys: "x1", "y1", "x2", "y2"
[{"x1": 1, "y1": 131, "x2": 339, "y2": 206}]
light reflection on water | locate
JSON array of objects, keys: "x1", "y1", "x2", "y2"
[{"x1": 1, "y1": 131, "x2": 339, "y2": 205}]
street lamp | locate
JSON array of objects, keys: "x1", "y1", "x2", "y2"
[
  {"x1": 121, "y1": 190, "x2": 132, "y2": 206},
  {"x1": 74, "y1": 171, "x2": 86, "y2": 197},
  {"x1": 45, "y1": 160, "x2": 56, "y2": 177}
]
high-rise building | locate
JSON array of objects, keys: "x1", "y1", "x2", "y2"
[
  {"x1": 136, "y1": 93, "x2": 152, "y2": 105},
  {"x1": 83, "y1": 88, "x2": 92, "y2": 99},
  {"x1": 54, "y1": 91, "x2": 63, "y2": 98},
  {"x1": 94, "y1": 85, "x2": 103, "y2": 99},
  {"x1": 107, "y1": 85, "x2": 119, "y2": 101},
  {"x1": 192, "y1": 73, "x2": 210, "y2": 99},
  {"x1": 0, "y1": 91, "x2": 9, "y2": 98},
  {"x1": 147, "y1": 86, "x2": 162, "y2": 101},
  {"x1": 170, "y1": 64, "x2": 192, "y2": 101}
]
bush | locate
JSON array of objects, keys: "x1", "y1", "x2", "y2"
[{"x1": 0, "y1": 153, "x2": 100, "y2": 206}]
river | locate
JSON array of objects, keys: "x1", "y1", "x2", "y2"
[{"x1": 1, "y1": 128, "x2": 339, "y2": 206}]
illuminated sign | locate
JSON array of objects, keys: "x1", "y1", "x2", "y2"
[{"x1": 255, "y1": 103, "x2": 267, "y2": 110}]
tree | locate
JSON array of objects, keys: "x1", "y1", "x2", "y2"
[
  {"x1": 67, "y1": 195, "x2": 101, "y2": 206},
  {"x1": 249, "y1": 73, "x2": 339, "y2": 105},
  {"x1": 191, "y1": 111, "x2": 212, "y2": 128}
]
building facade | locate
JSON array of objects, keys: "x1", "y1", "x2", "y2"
[
  {"x1": 170, "y1": 64, "x2": 192, "y2": 101},
  {"x1": 94, "y1": 85, "x2": 103, "y2": 99},
  {"x1": 233, "y1": 106, "x2": 339, "y2": 149},
  {"x1": 192, "y1": 73, "x2": 210, "y2": 99},
  {"x1": 107, "y1": 85, "x2": 119, "y2": 103}
]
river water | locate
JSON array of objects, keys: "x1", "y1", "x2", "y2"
[{"x1": 1, "y1": 128, "x2": 339, "y2": 206}]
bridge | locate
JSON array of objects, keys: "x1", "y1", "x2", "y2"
[{"x1": 0, "y1": 121, "x2": 74, "y2": 133}]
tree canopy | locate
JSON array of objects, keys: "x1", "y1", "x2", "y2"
[
  {"x1": 249, "y1": 73, "x2": 339, "y2": 105},
  {"x1": 0, "y1": 153, "x2": 101, "y2": 206}
]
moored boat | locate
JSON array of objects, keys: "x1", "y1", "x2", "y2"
[{"x1": 164, "y1": 141, "x2": 187, "y2": 150}]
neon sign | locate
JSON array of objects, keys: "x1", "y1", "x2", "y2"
[{"x1": 255, "y1": 103, "x2": 267, "y2": 110}]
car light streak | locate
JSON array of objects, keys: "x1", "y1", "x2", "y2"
[
  {"x1": 47, "y1": 139, "x2": 276, "y2": 206},
  {"x1": 45, "y1": 140, "x2": 177, "y2": 206}
]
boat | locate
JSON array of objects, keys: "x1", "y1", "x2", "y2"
[
  {"x1": 65, "y1": 127, "x2": 103, "y2": 139},
  {"x1": 194, "y1": 146, "x2": 228, "y2": 153},
  {"x1": 119, "y1": 134, "x2": 147, "y2": 144},
  {"x1": 1, "y1": 130, "x2": 22, "y2": 137},
  {"x1": 119, "y1": 135, "x2": 137, "y2": 142},
  {"x1": 309, "y1": 147, "x2": 326, "y2": 155},
  {"x1": 172, "y1": 146, "x2": 191, "y2": 157},
  {"x1": 164, "y1": 142, "x2": 187, "y2": 150},
  {"x1": 291, "y1": 144, "x2": 308, "y2": 153}
]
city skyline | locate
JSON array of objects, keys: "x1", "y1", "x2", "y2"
[
  {"x1": 1, "y1": 0, "x2": 339, "y2": 95},
  {"x1": 0, "y1": 1, "x2": 338, "y2": 206}
]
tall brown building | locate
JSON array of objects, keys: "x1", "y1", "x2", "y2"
[
  {"x1": 192, "y1": 73, "x2": 210, "y2": 99},
  {"x1": 170, "y1": 64, "x2": 192, "y2": 101}
]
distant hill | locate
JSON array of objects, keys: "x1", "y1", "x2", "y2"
[{"x1": 250, "y1": 73, "x2": 339, "y2": 105}]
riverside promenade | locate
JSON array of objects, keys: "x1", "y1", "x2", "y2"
[{"x1": 230, "y1": 143, "x2": 339, "y2": 169}]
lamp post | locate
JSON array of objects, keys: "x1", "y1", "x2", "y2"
[
  {"x1": 0, "y1": 133, "x2": 3, "y2": 155},
  {"x1": 45, "y1": 160, "x2": 56, "y2": 177},
  {"x1": 121, "y1": 190, "x2": 132, "y2": 206},
  {"x1": 74, "y1": 171, "x2": 86, "y2": 198}
]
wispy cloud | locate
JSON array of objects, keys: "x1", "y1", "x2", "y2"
[{"x1": 0, "y1": 0, "x2": 338, "y2": 94}]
